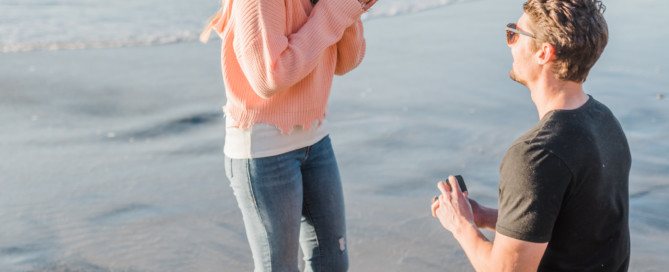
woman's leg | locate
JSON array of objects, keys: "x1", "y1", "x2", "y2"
[
  {"x1": 225, "y1": 151, "x2": 304, "y2": 272},
  {"x1": 299, "y1": 136, "x2": 349, "y2": 272}
]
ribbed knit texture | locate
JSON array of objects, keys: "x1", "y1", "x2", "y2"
[{"x1": 207, "y1": 0, "x2": 366, "y2": 133}]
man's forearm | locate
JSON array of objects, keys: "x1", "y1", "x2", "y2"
[
  {"x1": 454, "y1": 224, "x2": 548, "y2": 272},
  {"x1": 480, "y1": 207, "x2": 498, "y2": 231},
  {"x1": 454, "y1": 222, "x2": 495, "y2": 272},
  {"x1": 470, "y1": 199, "x2": 499, "y2": 231}
]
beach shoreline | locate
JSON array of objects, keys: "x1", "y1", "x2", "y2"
[{"x1": 2, "y1": 0, "x2": 668, "y2": 271}]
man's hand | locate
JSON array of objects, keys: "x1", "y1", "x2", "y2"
[
  {"x1": 430, "y1": 176, "x2": 548, "y2": 271},
  {"x1": 432, "y1": 176, "x2": 476, "y2": 234},
  {"x1": 431, "y1": 178, "x2": 499, "y2": 231},
  {"x1": 468, "y1": 198, "x2": 498, "y2": 231}
]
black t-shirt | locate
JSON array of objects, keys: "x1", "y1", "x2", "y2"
[{"x1": 496, "y1": 96, "x2": 631, "y2": 271}]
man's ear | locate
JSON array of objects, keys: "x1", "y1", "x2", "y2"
[{"x1": 536, "y1": 42, "x2": 556, "y2": 64}]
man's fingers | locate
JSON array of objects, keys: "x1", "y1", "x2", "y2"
[
  {"x1": 437, "y1": 181, "x2": 451, "y2": 195},
  {"x1": 449, "y1": 176, "x2": 463, "y2": 194}
]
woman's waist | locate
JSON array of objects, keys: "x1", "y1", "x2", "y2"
[{"x1": 224, "y1": 115, "x2": 329, "y2": 159}]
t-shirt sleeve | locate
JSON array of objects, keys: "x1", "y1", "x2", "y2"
[{"x1": 496, "y1": 142, "x2": 572, "y2": 243}]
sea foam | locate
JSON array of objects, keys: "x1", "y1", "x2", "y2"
[{"x1": 0, "y1": 0, "x2": 468, "y2": 52}]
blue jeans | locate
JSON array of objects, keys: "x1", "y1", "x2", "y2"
[{"x1": 225, "y1": 136, "x2": 348, "y2": 272}]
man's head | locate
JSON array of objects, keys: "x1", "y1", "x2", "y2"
[{"x1": 510, "y1": 0, "x2": 608, "y2": 84}]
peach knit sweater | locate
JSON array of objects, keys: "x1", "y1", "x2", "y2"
[{"x1": 206, "y1": 0, "x2": 367, "y2": 133}]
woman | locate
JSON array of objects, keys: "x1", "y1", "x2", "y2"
[{"x1": 201, "y1": 0, "x2": 377, "y2": 270}]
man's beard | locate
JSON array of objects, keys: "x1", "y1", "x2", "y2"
[{"x1": 509, "y1": 69, "x2": 528, "y2": 87}]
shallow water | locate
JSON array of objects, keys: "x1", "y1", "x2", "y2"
[
  {"x1": 1, "y1": 0, "x2": 668, "y2": 271},
  {"x1": 0, "y1": 0, "x2": 472, "y2": 52}
]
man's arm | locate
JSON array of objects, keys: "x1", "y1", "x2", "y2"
[
  {"x1": 468, "y1": 198, "x2": 498, "y2": 231},
  {"x1": 433, "y1": 176, "x2": 548, "y2": 272},
  {"x1": 455, "y1": 225, "x2": 548, "y2": 272}
]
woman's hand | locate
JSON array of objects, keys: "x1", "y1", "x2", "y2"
[{"x1": 360, "y1": 0, "x2": 378, "y2": 12}]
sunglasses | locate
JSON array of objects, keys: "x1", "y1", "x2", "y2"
[{"x1": 506, "y1": 23, "x2": 536, "y2": 45}]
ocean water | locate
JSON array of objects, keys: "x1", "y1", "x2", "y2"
[
  {"x1": 2, "y1": 0, "x2": 668, "y2": 271},
  {"x1": 0, "y1": 0, "x2": 470, "y2": 52}
]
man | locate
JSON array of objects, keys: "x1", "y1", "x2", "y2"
[{"x1": 430, "y1": 0, "x2": 631, "y2": 271}]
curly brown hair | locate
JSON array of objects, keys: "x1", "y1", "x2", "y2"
[{"x1": 523, "y1": 0, "x2": 608, "y2": 82}]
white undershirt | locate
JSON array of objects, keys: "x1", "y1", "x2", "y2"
[{"x1": 223, "y1": 115, "x2": 329, "y2": 159}]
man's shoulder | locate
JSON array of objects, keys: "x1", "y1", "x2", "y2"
[
  {"x1": 506, "y1": 97, "x2": 627, "y2": 173},
  {"x1": 505, "y1": 116, "x2": 575, "y2": 160}
]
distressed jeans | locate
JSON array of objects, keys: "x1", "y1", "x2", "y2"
[{"x1": 225, "y1": 136, "x2": 348, "y2": 272}]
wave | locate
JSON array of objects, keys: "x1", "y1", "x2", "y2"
[
  {"x1": 1, "y1": 0, "x2": 470, "y2": 53},
  {"x1": 0, "y1": 34, "x2": 201, "y2": 53},
  {"x1": 363, "y1": 0, "x2": 470, "y2": 19}
]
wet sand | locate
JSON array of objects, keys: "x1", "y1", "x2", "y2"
[{"x1": 1, "y1": 0, "x2": 668, "y2": 271}]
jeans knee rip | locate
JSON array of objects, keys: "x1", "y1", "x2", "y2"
[{"x1": 338, "y1": 237, "x2": 346, "y2": 252}]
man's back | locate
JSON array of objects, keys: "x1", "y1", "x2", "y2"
[{"x1": 497, "y1": 96, "x2": 631, "y2": 271}]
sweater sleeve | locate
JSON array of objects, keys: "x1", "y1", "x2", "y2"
[
  {"x1": 334, "y1": 19, "x2": 366, "y2": 75},
  {"x1": 232, "y1": 0, "x2": 364, "y2": 99}
]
